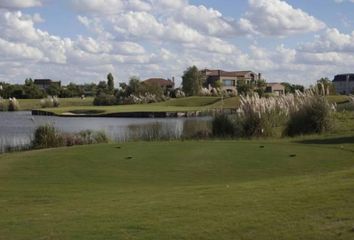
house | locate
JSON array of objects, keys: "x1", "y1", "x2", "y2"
[
  {"x1": 265, "y1": 83, "x2": 285, "y2": 95},
  {"x1": 201, "y1": 69, "x2": 262, "y2": 92},
  {"x1": 333, "y1": 74, "x2": 354, "y2": 95},
  {"x1": 34, "y1": 79, "x2": 61, "y2": 90},
  {"x1": 143, "y1": 78, "x2": 175, "y2": 89}
]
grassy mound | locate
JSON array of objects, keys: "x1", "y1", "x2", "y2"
[{"x1": 1, "y1": 140, "x2": 354, "y2": 239}]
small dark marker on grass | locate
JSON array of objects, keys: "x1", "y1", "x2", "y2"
[
  {"x1": 289, "y1": 154, "x2": 297, "y2": 158},
  {"x1": 126, "y1": 157, "x2": 133, "y2": 160},
  {"x1": 260, "y1": 146, "x2": 265, "y2": 149}
]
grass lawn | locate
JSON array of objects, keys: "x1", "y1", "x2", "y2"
[
  {"x1": 38, "y1": 96, "x2": 230, "y2": 116},
  {"x1": 4, "y1": 97, "x2": 94, "y2": 111},
  {"x1": 1, "y1": 140, "x2": 354, "y2": 239},
  {"x1": 32, "y1": 95, "x2": 348, "y2": 117}
]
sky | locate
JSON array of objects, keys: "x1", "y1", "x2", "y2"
[{"x1": 0, "y1": 0, "x2": 354, "y2": 87}]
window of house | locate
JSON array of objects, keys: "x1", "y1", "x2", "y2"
[
  {"x1": 223, "y1": 79, "x2": 235, "y2": 87},
  {"x1": 349, "y1": 75, "x2": 354, "y2": 81}
]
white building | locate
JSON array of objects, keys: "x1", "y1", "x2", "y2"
[{"x1": 333, "y1": 74, "x2": 354, "y2": 95}]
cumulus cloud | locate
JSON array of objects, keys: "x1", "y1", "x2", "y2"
[
  {"x1": 299, "y1": 28, "x2": 354, "y2": 52},
  {"x1": 72, "y1": 0, "x2": 151, "y2": 14},
  {"x1": 240, "y1": 0, "x2": 326, "y2": 36}
]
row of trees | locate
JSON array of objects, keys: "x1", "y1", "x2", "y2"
[
  {"x1": 93, "y1": 74, "x2": 176, "y2": 106},
  {"x1": 0, "y1": 68, "x2": 336, "y2": 100},
  {"x1": 0, "y1": 79, "x2": 113, "y2": 99}
]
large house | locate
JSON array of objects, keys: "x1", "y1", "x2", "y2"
[
  {"x1": 143, "y1": 78, "x2": 175, "y2": 89},
  {"x1": 333, "y1": 74, "x2": 354, "y2": 95},
  {"x1": 201, "y1": 69, "x2": 262, "y2": 92},
  {"x1": 34, "y1": 79, "x2": 61, "y2": 90}
]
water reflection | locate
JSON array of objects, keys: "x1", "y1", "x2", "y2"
[{"x1": 0, "y1": 112, "x2": 211, "y2": 153}]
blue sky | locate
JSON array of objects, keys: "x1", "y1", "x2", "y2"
[{"x1": 1, "y1": 0, "x2": 354, "y2": 86}]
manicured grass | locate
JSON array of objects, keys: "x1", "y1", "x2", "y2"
[
  {"x1": 1, "y1": 140, "x2": 354, "y2": 239},
  {"x1": 38, "y1": 97, "x2": 237, "y2": 116},
  {"x1": 326, "y1": 95, "x2": 350, "y2": 104},
  {"x1": 158, "y1": 96, "x2": 221, "y2": 107},
  {"x1": 4, "y1": 97, "x2": 94, "y2": 111},
  {"x1": 27, "y1": 95, "x2": 351, "y2": 116}
]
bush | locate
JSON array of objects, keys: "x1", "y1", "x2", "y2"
[
  {"x1": 32, "y1": 125, "x2": 64, "y2": 149},
  {"x1": 78, "y1": 130, "x2": 109, "y2": 144},
  {"x1": 8, "y1": 98, "x2": 20, "y2": 111},
  {"x1": 236, "y1": 94, "x2": 288, "y2": 138},
  {"x1": 32, "y1": 125, "x2": 110, "y2": 149},
  {"x1": 0, "y1": 97, "x2": 7, "y2": 111},
  {"x1": 211, "y1": 90, "x2": 335, "y2": 139},
  {"x1": 40, "y1": 96, "x2": 60, "y2": 108},
  {"x1": 212, "y1": 113, "x2": 235, "y2": 138},
  {"x1": 285, "y1": 95, "x2": 335, "y2": 136},
  {"x1": 93, "y1": 93, "x2": 116, "y2": 106}
]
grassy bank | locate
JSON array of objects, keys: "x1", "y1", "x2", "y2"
[
  {"x1": 30, "y1": 95, "x2": 348, "y2": 117},
  {"x1": 1, "y1": 139, "x2": 354, "y2": 239},
  {"x1": 3, "y1": 97, "x2": 94, "y2": 111},
  {"x1": 34, "y1": 96, "x2": 231, "y2": 116}
]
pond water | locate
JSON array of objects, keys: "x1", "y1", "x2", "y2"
[{"x1": 0, "y1": 112, "x2": 212, "y2": 153}]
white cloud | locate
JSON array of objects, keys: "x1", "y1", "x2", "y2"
[
  {"x1": 178, "y1": 5, "x2": 235, "y2": 36},
  {"x1": 240, "y1": 0, "x2": 326, "y2": 36},
  {"x1": 0, "y1": 0, "x2": 42, "y2": 9},
  {"x1": 0, "y1": 38, "x2": 43, "y2": 60},
  {"x1": 299, "y1": 28, "x2": 354, "y2": 53},
  {"x1": 72, "y1": 0, "x2": 151, "y2": 14}
]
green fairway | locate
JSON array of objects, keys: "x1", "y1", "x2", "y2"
[
  {"x1": 1, "y1": 140, "x2": 354, "y2": 239},
  {"x1": 35, "y1": 96, "x2": 232, "y2": 116},
  {"x1": 4, "y1": 97, "x2": 94, "y2": 111},
  {"x1": 32, "y1": 95, "x2": 346, "y2": 117}
]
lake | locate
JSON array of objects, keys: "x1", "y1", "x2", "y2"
[{"x1": 0, "y1": 112, "x2": 211, "y2": 153}]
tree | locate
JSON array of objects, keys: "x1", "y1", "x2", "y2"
[
  {"x1": 96, "y1": 81, "x2": 108, "y2": 95},
  {"x1": 281, "y1": 82, "x2": 305, "y2": 94},
  {"x1": 107, "y1": 73, "x2": 115, "y2": 93},
  {"x1": 47, "y1": 84, "x2": 61, "y2": 96},
  {"x1": 25, "y1": 78, "x2": 34, "y2": 86},
  {"x1": 182, "y1": 66, "x2": 204, "y2": 96},
  {"x1": 237, "y1": 80, "x2": 252, "y2": 96},
  {"x1": 128, "y1": 77, "x2": 142, "y2": 95}
]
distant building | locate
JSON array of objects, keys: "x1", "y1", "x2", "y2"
[
  {"x1": 265, "y1": 83, "x2": 285, "y2": 95},
  {"x1": 34, "y1": 79, "x2": 61, "y2": 90},
  {"x1": 333, "y1": 74, "x2": 354, "y2": 95},
  {"x1": 201, "y1": 69, "x2": 262, "y2": 92},
  {"x1": 143, "y1": 78, "x2": 175, "y2": 89}
]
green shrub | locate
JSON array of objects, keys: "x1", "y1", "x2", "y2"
[
  {"x1": 32, "y1": 125, "x2": 64, "y2": 149},
  {"x1": 212, "y1": 113, "x2": 235, "y2": 138},
  {"x1": 93, "y1": 93, "x2": 116, "y2": 106},
  {"x1": 0, "y1": 98, "x2": 7, "y2": 111},
  {"x1": 32, "y1": 125, "x2": 109, "y2": 150},
  {"x1": 78, "y1": 130, "x2": 109, "y2": 144},
  {"x1": 285, "y1": 96, "x2": 335, "y2": 136}
]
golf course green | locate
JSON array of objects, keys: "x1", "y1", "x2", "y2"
[{"x1": 1, "y1": 140, "x2": 354, "y2": 239}]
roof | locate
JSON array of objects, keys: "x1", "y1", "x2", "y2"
[
  {"x1": 34, "y1": 79, "x2": 53, "y2": 84},
  {"x1": 333, "y1": 74, "x2": 354, "y2": 82},
  {"x1": 202, "y1": 69, "x2": 257, "y2": 78},
  {"x1": 143, "y1": 78, "x2": 174, "y2": 87}
]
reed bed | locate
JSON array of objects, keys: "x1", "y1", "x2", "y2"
[{"x1": 213, "y1": 88, "x2": 336, "y2": 138}]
